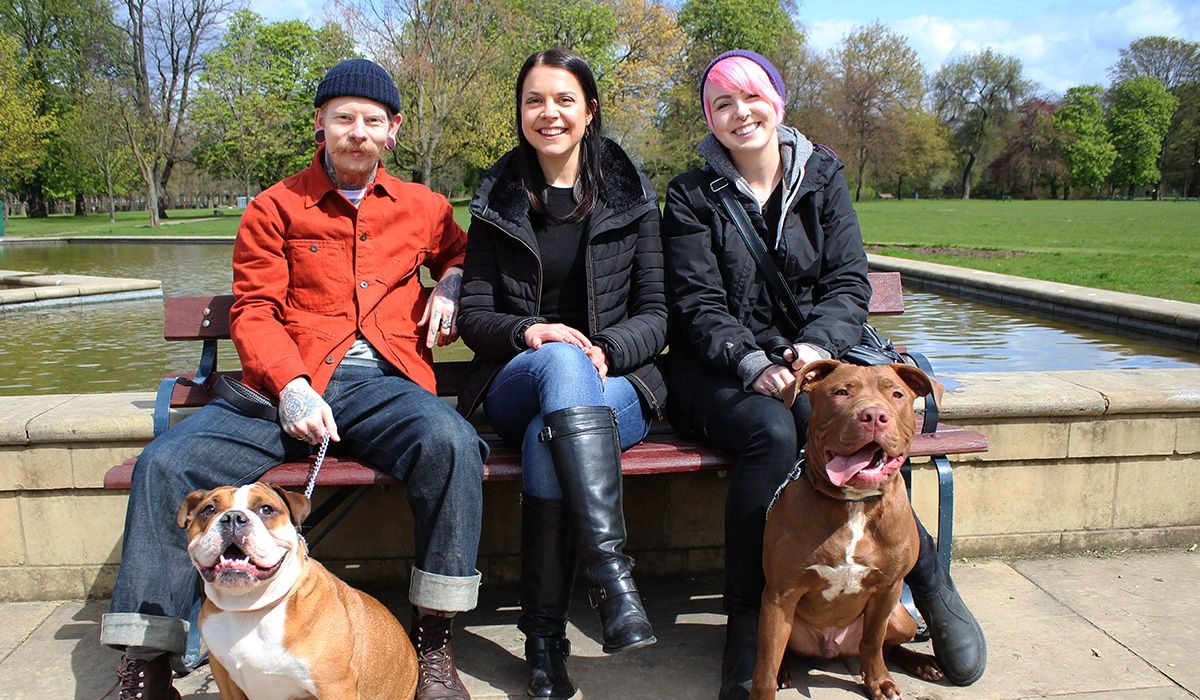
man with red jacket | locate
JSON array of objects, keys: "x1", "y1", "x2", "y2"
[{"x1": 102, "y1": 59, "x2": 486, "y2": 700}]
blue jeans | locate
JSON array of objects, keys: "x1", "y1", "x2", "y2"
[
  {"x1": 101, "y1": 360, "x2": 487, "y2": 656},
  {"x1": 483, "y1": 343, "x2": 652, "y2": 499}
]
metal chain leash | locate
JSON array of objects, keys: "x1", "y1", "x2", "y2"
[{"x1": 303, "y1": 433, "x2": 330, "y2": 500}]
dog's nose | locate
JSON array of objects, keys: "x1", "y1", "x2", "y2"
[
  {"x1": 858, "y1": 406, "x2": 891, "y2": 427},
  {"x1": 219, "y1": 511, "x2": 249, "y2": 529}
]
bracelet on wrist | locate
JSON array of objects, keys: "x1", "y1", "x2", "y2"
[{"x1": 512, "y1": 316, "x2": 547, "y2": 349}]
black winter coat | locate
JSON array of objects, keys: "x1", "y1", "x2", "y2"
[
  {"x1": 457, "y1": 139, "x2": 668, "y2": 418},
  {"x1": 662, "y1": 146, "x2": 870, "y2": 382}
]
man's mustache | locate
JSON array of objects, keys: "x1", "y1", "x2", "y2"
[{"x1": 330, "y1": 140, "x2": 381, "y2": 157}]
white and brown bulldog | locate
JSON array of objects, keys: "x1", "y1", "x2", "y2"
[
  {"x1": 754, "y1": 361, "x2": 945, "y2": 700},
  {"x1": 178, "y1": 483, "x2": 417, "y2": 699}
]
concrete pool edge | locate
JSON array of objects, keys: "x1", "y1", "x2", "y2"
[{"x1": 0, "y1": 270, "x2": 162, "y2": 308}]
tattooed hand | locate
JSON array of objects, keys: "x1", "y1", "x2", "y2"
[
  {"x1": 279, "y1": 378, "x2": 340, "y2": 445},
  {"x1": 419, "y1": 266, "x2": 463, "y2": 349}
]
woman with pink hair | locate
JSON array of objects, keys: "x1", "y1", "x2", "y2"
[{"x1": 661, "y1": 50, "x2": 986, "y2": 699}]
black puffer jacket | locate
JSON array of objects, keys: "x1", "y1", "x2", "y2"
[
  {"x1": 457, "y1": 138, "x2": 668, "y2": 418},
  {"x1": 662, "y1": 126, "x2": 870, "y2": 387}
]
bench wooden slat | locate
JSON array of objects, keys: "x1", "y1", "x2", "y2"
[
  {"x1": 104, "y1": 420, "x2": 984, "y2": 490},
  {"x1": 163, "y1": 295, "x2": 235, "y2": 341}
]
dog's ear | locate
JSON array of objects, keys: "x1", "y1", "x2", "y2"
[
  {"x1": 177, "y1": 489, "x2": 211, "y2": 529},
  {"x1": 265, "y1": 483, "x2": 311, "y2": 526},
  {"x1": 798, "y1": 359, "x2": 842, "y2": 392},
  {"x1": 891, "y1": 364, "x2": 943, "y2": 405}
]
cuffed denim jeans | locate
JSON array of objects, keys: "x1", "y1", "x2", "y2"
[
  {"x1": 101, "y1": 360, "x2": 487, "y2": 656},
  {"x1": 483, "y1": 343, "x2": 652, "y2": 499}
]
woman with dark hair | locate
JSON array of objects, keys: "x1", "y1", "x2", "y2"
[
  {"x1": 662, "y1": 50, "x2": 987, "y2": 699},
  {"x1": 457, "y1": 48, "x2": 667, "y2": 699}
]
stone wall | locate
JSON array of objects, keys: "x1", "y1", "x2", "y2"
[{"x1": 1, "y1": 368, "x2": 1198, "y2": 602}]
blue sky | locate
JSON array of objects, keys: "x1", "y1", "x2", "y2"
[
  {"x1": 799, "y1": 0, "x2": 1200, "y2": 93},
  {"x1": 249, "y1": 0, "x2": 1200, "y2": 95}
]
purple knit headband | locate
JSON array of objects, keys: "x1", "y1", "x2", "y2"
[{"x1": 699, "y1": 50, "x2": 786, "y2": 105}]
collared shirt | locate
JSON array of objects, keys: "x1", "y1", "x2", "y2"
[{"x1": 229, "y1": 148, "x2": 466, "y2": 396}]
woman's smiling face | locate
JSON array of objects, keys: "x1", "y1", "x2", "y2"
[
  {"x1": 520, "y1": 64, "x2": 593, "y2": 181},
  {"x1": 704, "y1": 82, "x2": 779, "y2": 156}
]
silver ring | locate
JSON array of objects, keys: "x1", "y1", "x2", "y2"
[
  {"x1": 769, "y1": 387, "x2": 779, "y2": 396},
  {"x1": 440, "y1": 318, "x2": 452, "y2": 328}
]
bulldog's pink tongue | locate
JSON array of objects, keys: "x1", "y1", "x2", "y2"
[{"x1": 825, "y1": 446, "x2": 878, "y2": 487}]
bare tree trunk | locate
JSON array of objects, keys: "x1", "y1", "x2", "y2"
[{"x1": 960, "y1": 152, "x2": 977, "y2": 199}]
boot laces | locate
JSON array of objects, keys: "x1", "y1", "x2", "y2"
[
  {"x1": 415, "y1": 616, "x2": 463, "y2": 689},
  {"x1": 104, "y1": 655, "x2": 149, "y2": 699}
]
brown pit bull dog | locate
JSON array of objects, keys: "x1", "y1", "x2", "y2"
[
  {"x1": 752, "y1": 361, "x2": 944, "y2": 700},
  {"x1": 178, "y1": 483, "x2": 418, "y2": 700}
]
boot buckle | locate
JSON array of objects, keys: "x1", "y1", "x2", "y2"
[{"x1": 537, "y1": 426, "x2": 555, "y2": 443}]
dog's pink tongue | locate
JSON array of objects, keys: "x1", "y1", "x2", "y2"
[{"x1": 825, "y1": 446, "x2": 877, "y2": 487}]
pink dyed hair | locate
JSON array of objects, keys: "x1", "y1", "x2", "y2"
[{"x1": 702, "y1": 56, "x2": 785, "y2": 130}]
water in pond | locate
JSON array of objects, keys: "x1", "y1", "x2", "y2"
[{"x1": 1, "y1": 241, "x2": 1197, "y2": 396}]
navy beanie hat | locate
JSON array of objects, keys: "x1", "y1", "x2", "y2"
[
  {"x1": 314, "y1": 59, "x2": 401, "y2": 114},
  {"x1": 699, "y1": 50, "x2": 786, "y2": 105}
]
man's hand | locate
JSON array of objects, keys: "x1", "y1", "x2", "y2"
[
  {"x1": 279, "y1": 378, "x2": 340, "y2": 445},
  {"x1": 419, "y1": 266, "x2": 463, "y2": 348}
]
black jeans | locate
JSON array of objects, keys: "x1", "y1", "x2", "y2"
[{"x1": 667, "y1": 353, "x2": 810, "y2": 615}]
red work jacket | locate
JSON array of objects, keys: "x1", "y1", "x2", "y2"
[{"x1": 230, "y1": 150, "x2": 466, "y2": 397}]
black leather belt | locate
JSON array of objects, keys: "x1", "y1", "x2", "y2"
[{"x1": 213, "y1": 375, "x2": 278, "y2": 422}]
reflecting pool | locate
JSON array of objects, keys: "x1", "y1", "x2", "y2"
[{"x1": 1, "y1": 241, "x2": 1197, "y2": 396}]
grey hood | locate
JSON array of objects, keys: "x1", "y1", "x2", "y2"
[{"x1": 697, "y1": 124, "x2": 814, "y2": 252}]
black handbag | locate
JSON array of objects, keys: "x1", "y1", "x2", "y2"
[{"x1": 708, "y1": 174, "x2": 904, "y2": 367}]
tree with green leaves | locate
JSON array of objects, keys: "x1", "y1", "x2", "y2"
[
  {"x1": 826, "y1": 22, "x2": 924, "y2": 201},
  {"x1": 677, "y1": 0, "x2": 798, "y2": 61},
  {"x1": 1055, "y1": 85, "x2": 1117, "y2": 197},
  {"x1": 0, "y1": 0, "x2": 121, "y2": 217},
  {"x1": 1107, "y1": 76, "x2": 1178, "y2": 197},
  {"x1": 1109, "y1": 36, "x2": 1200, "y2": 90},
  {"x1": 190, "y1": 11, "x2": 356, "y2": 194},
  {"x1": 883, "y1": 110, "x2": 954, "y2": 199},
  {"x1": 931, "y1": 48, "x2": 1028, "y2": 199},
  {"x1": 1159, "y1": 82, "x2": 1200, "y2": 197},
  {"x1": 0, "y1": 33, "x2": 53, "y2": 189}
]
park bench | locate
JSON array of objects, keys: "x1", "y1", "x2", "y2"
[{"x1": 104, "y1": 272, "x2": 988, "y2": 572}]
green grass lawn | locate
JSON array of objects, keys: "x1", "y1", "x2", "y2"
[
  {"x1": 854, "y1": 198, "x2": 1200, "y2": 303},
  {"x1": 6, "y1": 198, "x2": 1197, "y2": 302},
  {"x1": 3, "y1": 208, "x2": 244, "y2": 237}
]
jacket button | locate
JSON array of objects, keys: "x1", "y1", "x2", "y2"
[
  {"x1": 325, "y1": 357, "x2": 334, "y2": 364},
  {"x1": 309, "y1": 244, "x2": 319, "y2": 252},
  {"x1": 359, "y1": 280, "x2": 369, "y2": 289},
  {"x1": 359, "y1": 233, "x2": 368, "y2": 241}
]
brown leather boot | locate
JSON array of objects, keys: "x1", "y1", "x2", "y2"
[
  {"x1": 411, "y1": 609, "x2": 470, "y2": 699},
  {"x1": 109, "y1": 649, "x2": 181, "y2": 700}
]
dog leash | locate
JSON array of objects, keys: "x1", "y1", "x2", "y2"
[{"x1": 303, "y1": 433, "x2": 331, "y2": 500}]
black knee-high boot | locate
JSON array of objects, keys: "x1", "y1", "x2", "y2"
[
  {"x1": 518, "y1": 494, "x2": 577, "y2": 699},
  {"x1": 539, "y1": 406, "x2": 656, "y2": 654},
  {"x1": 905, "y1": 516, "x2": 987, "y2": 686}
]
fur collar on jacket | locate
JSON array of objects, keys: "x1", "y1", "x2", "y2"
[{"x1": 470, "y1": 137, "x2": 651, "y2": 228}]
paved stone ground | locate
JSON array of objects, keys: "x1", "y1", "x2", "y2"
[{"x1": 3, "y1": 548, "x2": 1197, "y2": 699}]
